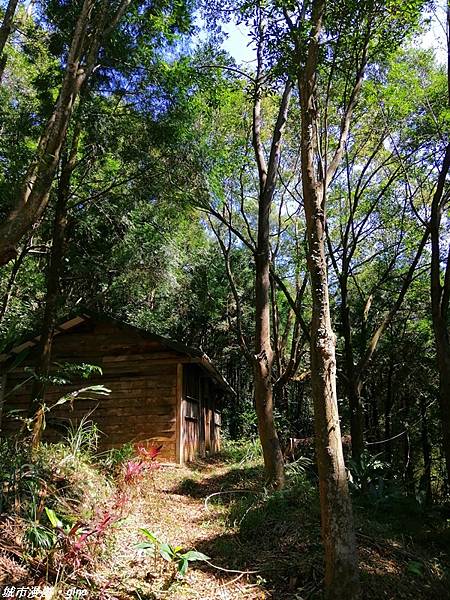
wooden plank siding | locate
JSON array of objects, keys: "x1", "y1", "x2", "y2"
[
  {"x1": 182, "y1": 365, "x2": 221, "y2": 462},
  {"x1": 2, "y1": 368, "x2": 178, "y2": 462},
  {"x1": 0, "y1": 316, "x2": 223, "y2": 464}
]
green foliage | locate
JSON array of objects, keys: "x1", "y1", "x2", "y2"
[
  {"x1": 98, "y1": 442, "x2": 136, "y2": 473},
  {"x1": 348, "y1": 451, "x2": 388, "y2": 495},
  {"x1": 137, "y1": 529, "x2": 210, "y2": 576},
  {"x1": 225, "y1": 476, "x2": 318, "y2": 536},
  {"x1": 285, "y1": 456, "x2": 315, "y2": 482},
  {"x1": 52, "y1": 362, "x2": 104, "y2": 381},
  {"x1": 0, "y1": 438, "x2": 46, "y2": 516},
  {"x1": 0, "y1": 432, "x2": 113, "y2": 563},
  {"x1": 407, "y1": 560, "x2": 424, "y2": 576},
  {"x1": 25, "y1": 522, "x2": 57, "y2": 552},
  {"x1": 220, "y1": 438, "x2": 263, "y2": 465},
  {"x1": 64, "y1": 415, "x2": 101, "y2": 458},
  {"x1": 44, "y1": 506, "x2": 63, "y2": 529}
]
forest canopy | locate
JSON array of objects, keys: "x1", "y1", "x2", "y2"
[{"x1": 0, "y1": 0, "x2": 449, "y2": 598}]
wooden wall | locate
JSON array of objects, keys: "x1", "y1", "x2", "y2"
[
  {"x1": 1, "y1": 319, "x2": 180, "y2": 462},
  {"x1": 1, "y1": 317, "x2": 223, "y2": 464},
  {"x1": 183, "y1": 365, "x2": 221, "y2": 463}
]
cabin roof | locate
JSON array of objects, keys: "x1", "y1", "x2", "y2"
[{"x1": 0, "y1": 310, "x2": 234, "y2": 394}]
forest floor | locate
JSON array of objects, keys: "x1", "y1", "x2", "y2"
[
  {"x1": 89, "y1": 456, "x2": 450, "y2": 600},
  {"x1": 2, "y1": 448, "x2": 450, "y2": 599}
]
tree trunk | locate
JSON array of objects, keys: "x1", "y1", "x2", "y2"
[
  {"x1": 250, "y1": 76, "x2": 292, "y2": 489},
  {"x1": 0, "y1": 0, "x2": 89, "y2": 265},
  {"x1": 340, "y1": 277, "x2": 364, "y2": 458},
  {"x1": 293, "y1": 0, "x2": 360, "y2": 594},
  {"x1": 303, "y1": 183, "x2": 360, "y2": 598},
  {"x1": 29, "y1": 194, "x2": 68, "y2": 408},
  {"x1": 384, "y1": 355, "x2": 394, "y2": 461},
  {"x1": 299, "y1": 100, "x2": 360, "y2": 600},
  {"x1": 348, "y1": 384, "x2": 364, "y2": 459},
  {"x1": 0, "y1": 241, "x2": 30, "y2": 324},
  {"x1": 0, "y1": 0, "x2": 131, "y2": 266},
  {"x1": 419, "y1": 395, "x2": 432, "y2": 505},
  {"x1": 430, "y1": 139, "x2": 450, "y2": 486},
  {"x1": 433, "y1": 321, "x2": 450, "y2": 485},
  {"x1": 0, "y1": 0, "x2": 19, "y2": 82},
  {"x1": 253, "y1": 356, "x2": 285, "y2": 488},
  {"x1": 370, "y1": 386, "x2": 381, "y2": 442},
  {"x1": 401, "y1": 395, "x2": 415, "y2": 495},
  {"x1": 29, "y1": 129, "x2": 79, "y2": 447},
  {"x1": 253, "y1": 152, "x2": 285, "y2": 489}
]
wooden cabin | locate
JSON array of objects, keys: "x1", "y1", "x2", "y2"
[{"x1": 0, "y1": 312, "x2": 232, "y2": 464}]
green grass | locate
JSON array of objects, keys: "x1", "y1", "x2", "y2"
[{"x1": 218, "y1": 438, "x2": 263, "y2": 465}]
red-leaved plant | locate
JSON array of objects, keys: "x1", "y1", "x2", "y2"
[
  {"x1": 64, "y1": 489, "x2": 131, "y2": 568},
  {"x1": 46, "y1": 445, "x2": 162, "y2": 571},
  {"x1": 123, "y1": 460, "x2": 146, "y2": 484},
  {"x1": 45, "y1": 494, "x2": 129, "y2": 571},
  {"x1": 122, "y1": 444, "x2": 162, "y2": 485},
  {"x1": 137, "y1": 444, "x2": 163, "y2": 462}
]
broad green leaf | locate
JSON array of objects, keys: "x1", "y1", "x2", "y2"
[
  {"x1": 159, "y1": 543, "x2": 173, "y2": 562},
  {"x1": 178, "y1": 558, "x2": 189, "y2": 576},
  {"x1": 139, "y1": 529, "x2": 160, "y2": 545},
  {"x1": 181, "y1": 550, "x2": 210, "y2": 562},
  {"x1": 135, "y1": 542, "x2": 155, "y2": 550},
  {"x1": 407, "y1": 561, "x2": 423, "y2": 576},
  {"x1": 44, "y1": 507, "x2": 62, "y2": 529}
]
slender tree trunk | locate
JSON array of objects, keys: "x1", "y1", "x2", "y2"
[
  {"x1": 271, "y1": 277, "x2": 290, "y2": 420},
  {"x1": 29, "y1": 130, "x2": 79, "y2": 446},
  {"x1": 371, "y1": 387, "x2": 380, "y2": 441},
  {"x1": 0, "y1": 0, "x2": 92, "y2": 266},
  {"x1": 384, "y1": 354, "x2": 394, "y2": 461},
  {"x1": 419, "y1": 395, "x2": 432, "y2": 505},
  {"x1": 433, "y1": 320, "x2": 450, "y2": 484},
  {"x1": 348, "y1": 385, "x2": 364, "y2": 458},
  {"x1": 250, "y1": 75, "x2": 292, "y2": 489},
  {"x1": 0, "y1": 0, "x2": 19, "y2": 82},
  {"x1": 294, "y1": 0, "x2": 360, "y2": 594},
  {"x1": 0, "y1": 0, "x2": 131, "y2": 266},
  {"x1": 429, "y1": 3, "x2": 450, "y2": 483},
  {"x1": 0, "y1": 241, "x2": 30, "y2": 324},
  {"x1": 299, "y1": 95, "x2": 359, "y2": 600},
  {"x1": 340, "y1": 275, "x2": 364, "y2": 458},
  {"x1": 430, "y1": 139, "x2": 450, "y2": 485},
  {"x1": 294, "y1": 381, "x2": 305, "y2": 436},
  {"x1": 253, "y1": 143, "x2": 285, "y2": 489},
  {"x1": 303, "y1": 184, "x2": 359, "y2": 598},
  {"x1": 29, "y1": 196, "x2": 68, "y2": 409},
  {"x1": 401, "y1": 395, "x2": 415, "y2": 495}
]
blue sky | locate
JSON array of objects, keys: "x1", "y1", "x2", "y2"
[
  {"x1": 221, "y1": 21, "x2": 256, "y2": 65},
  {"x1": 218, "y1": 4, "x2": 448, "y2": 67}
]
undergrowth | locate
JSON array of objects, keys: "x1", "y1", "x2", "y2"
[
  {"x1": 1, "y1": 432, "x2": 449, "y2": 599},
  {"x1": 0, "y1": 425, "x2": 160, "y2": 596},
  {"x1": 219, "y1": 438, "x2": 263, "y2": 465}
]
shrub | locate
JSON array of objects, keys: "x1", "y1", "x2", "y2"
[
  {"x1": 220, "y1": 438, "x2": 263, "y2": 465},
  {"x1": 97, "y1": 442, "x2": 135, "y2": 475},
  {"x1": 64, "y1": 414, "x2": 100, "y2": 458},
  {"x1": 0, "y1": 433, "x2": 113, "y2": 566},
  {"x1": 226, "y1": 476, "x2": 318, "y2": 536},
  {"x1": 137, "y1": 529, "x2": 209, "y2": 577}
]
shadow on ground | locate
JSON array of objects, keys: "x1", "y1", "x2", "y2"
[
  {"x1": 170, "y1": 461, "x2": 325, "y2": 599},
  {"x1": 171, "y1": 462, "x2": 264, "y2": 498},
  {"x1": 169, "y1": 460, "x2": 450, "y2": 600}
]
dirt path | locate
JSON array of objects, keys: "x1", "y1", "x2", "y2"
[
  {"x1": 96, "y1": 462, "x2": 267, "y2": 600},
  {"x1": 2, "y1": 449, "x2": 448, "y2": 599},
  {"x1": 89, "y1": 459, "x2": 450, "y2": 600}
]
